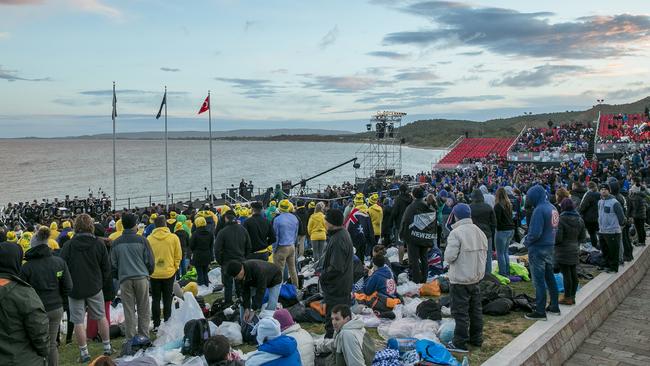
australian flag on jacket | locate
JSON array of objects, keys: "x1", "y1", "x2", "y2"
[{"x1": 345, "y1": 207, "x2": 376, "y2": 255}]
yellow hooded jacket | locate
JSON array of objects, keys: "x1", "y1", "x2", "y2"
[
  {"x1": 307, "y1": 211, "x2": 327, "y2": 241},
  {"x1": 148, "y1": 227, "x2": 182, "y2": 279},
  {"x1": 368, "y1": 203, "x2": 383, "y2": 237},
  {"x1": 49, "y1": 222, "x2": 60, "y2": 241},
  {"x1": 108, "y1": 219, "x2": 124, "y2": 241}
]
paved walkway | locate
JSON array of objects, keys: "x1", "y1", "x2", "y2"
[{"x1": 564, "y1": 271, "x2": 650, "y2": 366}]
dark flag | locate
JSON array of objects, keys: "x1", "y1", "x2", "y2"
[
  {"x1": 112, "y1": 85, "x2": 117, "y2": 118},
  {"x1": 156, "y1": 91, "x2": 167, "y2": 119}
]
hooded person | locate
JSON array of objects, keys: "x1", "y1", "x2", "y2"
[
  {"x1": 0, "y1": 242, "x2": 50, "y2": 366},
  {"x1": 274, "y1": 309, "x2": 315, "y2": 366},
  {"x1": 579, "y1": 181, "x2": 601, "y2": 249},
  {"x1": 166, "y1": 211, "x2": 178, "y2": 232},
  {"x1": 367, "y1": 193, "x2": 383, "y2": 246},
  {"x1": 443, "y1": 203, "x2": 487, "y2": 353},
  {"x1": 362, "y1": 255, "x2": 398, "y2": 299},
  {"x1": 144, "y1": 213, "x2": 158, "y2": 237},
  {"x1": 265, "y1": 201, "x2": 278, "y2": 222},
  {"x1": 627, "y1": 184, "x2": 647, "y2": 246},
  {"x1": 57, "y1": 220, "x2": 73, "y2": 244},
  {"x1": 479, "y1": 185, "x2": 495, "y2": 208},
  {"x1": 174, "y1": 221, "x2": 191, "y2": 278},
  {"x1": 108, "y1": 219, "x2": 124, "y2": 241},
  {"x1": 49, "y1": 221, "x2": 60, "y2": 241},
  {"x1": 345, "y1": 193, "x2": 375, "y2": 261},
  {"x1": 245, "y1": 317, "x2": 301, "y2": 366},
  {"x1": 608, "y1": 177, "x2": 633, "y2": 262},
  {"x1": 555, "y1": 198, "x2": 586, "y2": 306},
  {"x1": 400, "y1": 186, "x2": 437, "y2": 284},
  {"x1": 598, "y1": 183, "x2": 625, "y2": 273},
  {"x1": 524, "y1": 185, "x2": 560, "y2": 321},
  {"x1": 469, "y1": 189, "x2": 497, "y2": 275}
]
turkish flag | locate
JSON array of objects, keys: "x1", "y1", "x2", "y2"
[{"x1": 198, "y1": 95, "x2": 210, "y2": 114}]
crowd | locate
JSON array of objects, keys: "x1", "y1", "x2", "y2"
[
  {"x1": 511, "y1": 124, "x2": 594, "y2": 154},
  {"x1": 1, "y1": 142, "x2": 650, "y2": 365},
  {"x1": 598, "y1": 113, "x2": 650, "y2": 144}
]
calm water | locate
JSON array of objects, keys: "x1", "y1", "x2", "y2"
[{"x1": 0, "y1": 139, "x2": 444, "y2": 205}]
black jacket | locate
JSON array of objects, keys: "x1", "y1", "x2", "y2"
[
  {"x1": 494, "y1": 202, "x2": 515, "y2": 231},
  {"x1": 60, "y1": 233, "x2": 111, "y2": 299},
  {"x1": 400, "y1": 199, "x2": 437, "y2": 247},
  {"x1": 214, "y1": 222, "x2": 251, "y2": 266},
  {"x1": 190, "y1": 227, "x2": 214, "y2": 266},
  {"x1": 239, "y1": 260, "x2": 282, "y2": 310},
  {"x1": 381, "y1": 205, "x2": 393, "y2": 239},
  {"x1": 243, "y1": 213, "x2": 276, "y2": 253},
  {"x1": 391, "y1": 192, "x2": 413, "y2": 233},
  {"x1": 175, "y1": 230, "x2": 190, "y2": 259},
  {"x1": 320, "y1": 228, "x2": 354, "y2": 305},
  {"x1": 579, "y1": 190, "x2": 600, "y2": 224},
  {"x1": 21, "y1": 244, "x2": 73, "y2": 312},
  {"x1": 627, "y1": 191, "x2": 647, "y2": 219},
  {"x1": 470, "y1": 190, "x2": 497, "y2": 239},
  {"x1": 295, "y1": 207, "x2": 308, "y2": 236},
  {"x1": 555, "y1": 211, "x2": 586, "y2": 265}
]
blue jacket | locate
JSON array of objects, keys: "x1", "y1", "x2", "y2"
[
  {"x1": 248, "y1": 335, "x2": 302, "y2": 366},
  {"x1": 143, "y1": 223, "x2": 155, "y2": 237},
  {"x1": 273, "y1": 213, "x2": 299, "y2": 250},
  {"x1": 364, "y1": 265, "x2": 397, "y2": 298},
  {"x1": 525, "y1": 185, "x2": 559, "y2": 248}
]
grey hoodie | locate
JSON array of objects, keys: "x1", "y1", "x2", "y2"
[
  {"x1": 317, "y1": 316, "x2": 375, "y2": 366},
  {"x1": 480, "y1": 185, "x2": 495, "y2": 208}
]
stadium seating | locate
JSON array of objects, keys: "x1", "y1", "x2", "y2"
[
  {"x1": 437, "y1": 137, "x2": 515, "y2": 166},
  {"x1": 598, "y1": 113, "x2": 650, "y2": 143}
]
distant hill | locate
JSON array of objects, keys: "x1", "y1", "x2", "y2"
[{"x1": 64, "y1": 128, "x2": 354, "y2": 140}]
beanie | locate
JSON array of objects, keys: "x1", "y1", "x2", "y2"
[
  {"x1": 195, "y1": 217, "x2": 207, "y2": 228},
  {"x1": 273, "y1": 309, "x2": 295, "y2": 331},
  {"x1": 308, "y1": 201, "x2": 316, "y2": 209},
  {"x1": 121, "y1": 213, "x2": 137, "y2": 230},
  {"x1": 368, "y1": 193, "x2": 379, "y2": 205},
  {"x1": 560, "y1": 197, "x2": 575, "y2": 212},
  {"x1": 451, "y1": 203, "x2": 471, "y2": 220},
  {"x1": 353, "y1": 193, "x2": 365, "y2": 207},
  {"x1": 278, "y1": 199, "x2": 291, "y2": 213},
  {"x1": 62, "y1": 220, "x2": 72, "y2": 229},
  {"x1": 6, "y1": 231, "x2": 17, "y2": 243},
  {"x1": 325, "y1": 209, "x2": 344, "y2": 226},
  {"x1": 50, "y1": 222, "x2": 58, "y2": 231},
  {"x1": 412, "y1": 187, "x2": 425, "y2": 199},
  {"x1": 253, "y1": 317, "x2": 281, "y2": 345},
  {"x1": 269, "y1": 200, "x2": 277, "y2": 207}
]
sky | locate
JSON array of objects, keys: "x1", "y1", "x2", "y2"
[{"x1": 1, "y1": 0, "x2": 649, "y2": 137}]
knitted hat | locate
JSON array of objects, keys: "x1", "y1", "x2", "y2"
[
  {"x1": 149, "y1": 213, "x2": 158, "y2": 224},
  {"x1": 325, "y1": 209, "x2": 344, "y2": 226},
  {"x1": 308, "y1": 201, "x2": 316, "y2": 209},
  {"x1": 368, "y1": 193, "x2": 379, "y2": 205},
  {"x1": 353, "y1": 193, "x2": 365, "y2": 207},
  {"x1": 253, "y1": 317, "x2": 281, "y2": 345},
  {"x1": 560, "y1": 198, "x2": 575, "y2": 212},
  {"x1": 62, "y1": 220, "x2": 72, "y2": 229},
  {"x1": 273, "y1": 309, "x2": 295, "y2": 331},
  {"x1": 451, "y1": 203, "x2": 471, "y2": 220},
  {"x1": 6, "y1": 231, "x2": 17, "y2": 243},
  {"x1": 195, "y1": 217, "x2": 207, "y2": 228},
  {"x1": 278, "y1": 199, "x2": 291, "y2": 213},
  {"x1": 50, "y1": 222, "x2": 58, "y2": 231}
]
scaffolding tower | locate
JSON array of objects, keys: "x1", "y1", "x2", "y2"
[{"x1": 355, "y1": 111, "x2": 406, "y2": 184}]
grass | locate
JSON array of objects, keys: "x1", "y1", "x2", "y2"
[{"x1": 59, "y1": 272, "x2": 597, "y2": 365}]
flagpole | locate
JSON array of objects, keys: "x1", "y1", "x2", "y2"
[
  {"x1": 208, "y1": 90, "x2": 213, "y2": 204},
  {"x1": 112, "y1": 81, "x2": 117, "y2": 210},
  {"x1": 164, "y1": 86, "x2": 169, "y2": 211}
]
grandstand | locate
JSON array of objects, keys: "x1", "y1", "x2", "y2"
[
  {"x1": 597, "y1": 113, "x2": 649, "y2": 143},
  {"x1": 435, "y1": 137, "x2": 515, "y2": 168}
]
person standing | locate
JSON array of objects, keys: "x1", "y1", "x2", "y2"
[
  {"x1": 148, "y1": 215, "x2": 182, "y2": 330},
  {"x1": 174, "y1": 222, "x2": 191, "y2": 278},
  {"x1": 110, "y1": 213, "x2": 154, "y2": 340},
  {"x1": 608, "y1": 178, "x2": 632, "y2": 262},
  {"x1": 21, "y1": 226, "x2": 73, "y2": 366},
  {"x1": 579, "y1": 181, "x2": 601, "y2": 249},
  {"x1": 627, "y1": 184, "x2": 647, "y2": 246},
  {"x1": 214, "y1": 211, "x2": 251, "y2": 303},
  {"x1": 400, "y1": 187, "x2": 437, "y2": 284},
  {"x1": 59, "y1": 214, "x2": 113, "y2": 362},
  {"x1": 345, "y1": 193, "x2": 375, "y2": 261},
  {"x1": 367, "y1": 193, "x2": 383, "y2": 250},
  {"x1": 294, "y1": 200, "x2": 309, "y2": 259},
  {"x1": 444, "y1": 203, "x2": 487, "y2": 353},
  {"x1": 391, "y1": 184, "x2": 412, "y2": 263},
  {"x1": 272, "y1": 200, "x2": 299, "y2": 287},
  {"x1": 190, "y1": 216, "x2": 214, "y2": 287},
  {"x1": 320, "y1": 209, "x2": 354, "y2": 338},
  {"x1": 0, "y1": 242, "x2": 49, "y2": 366},
  {"x1": 524, "y1": 185, "x2": 560, "y2": 321},
  {"x1": 598, "y1": 184, "x2": 625, "y2": 273},
  {"x1": 307, "y1": 202, "x2": 327, "y2": 263},
  {"x1": 469, "y1": 189, "x2": 497, "y2": 276},
  {"x1": 243, "y1": 202, "x2": 276, "y2": 262},
  {"x1": 494, "y1": 187, "x2": 515, "y2": 277},
  {"x1": 555, "y1": 199, "x2": 586, "y2": 306}
]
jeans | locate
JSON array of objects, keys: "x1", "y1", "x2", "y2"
[
  {"x1": 150, "y1": 276, "x2": 174, "y2": 327},
  {"x1": 239, "y1": 284, "x2": 281, "y2": 323},
  {"x1": 634, "y1": 218, "x2": 646, "y2": 245},
  {"x1": 176, "y1": 258, "x2": 189, "y2": 279},
  {"x1": 221, "y1": 270, "x2": 240, "y2": 304},
  {"x1": 47, "y1": 307, "x2": 64, "y2": 366},
  {"x1": 196, "y1": 265, "x2": 210, "y2": 287},
  {"x1": 450, "y1": 283, "x2": 483, "y2": 348},
  {"x1": 407, "y1": 243, "x2": 429, "y2": 284},
  {"x1": 296, "y1": 235, "x2": 306, "y2": 258},
  {"x1": 529, "y1": 246, "x2": 559, "y2": 315},
  {"x1": 599, "y1": 233, "x2": 621, "y2": 272},
  {"x1": 495, "y1": 230, "x2": 514, "y2": 276},
  {"x1": 585, "y1": 222, "x2": 599, "y2": 249},
  {"x1": 273, "y1": 245, "x2": 299, "y2": 287},
  {"x1": 484, "y1": 236, "x2": 494, "y2": 276},
  {"x1": 558, "y1": 264, "x2": 578, "y2": 299},
  {"x1": 120, "y1": 277, "x2": 151, "y2": 339}
]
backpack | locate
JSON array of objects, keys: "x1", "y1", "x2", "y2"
[
  {"x1": 416, "y1": 299, "x2": 442, "y2": 321},
  {"x1": 241, "y1": 315, "x2": 259, "y2": 345},
  {"x1": 181, "y1": 319, "x2": 211, "y2": 356}
]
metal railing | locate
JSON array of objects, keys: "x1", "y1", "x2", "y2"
[{"x1": 507, "y1": 125, "x2": 526, "y2": 154}]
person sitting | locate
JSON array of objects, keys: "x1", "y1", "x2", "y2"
[
  {"x1": 203, "y1": 335, "x2": 244, "y2": 366},
  {"x1": 273, "y1": 309, "x2": 315, "y2": 366},
  {"x1": 363, "y1": 255, "x2": 397, "y2": 299},
  {"x1": 245, "y1": 317, "x2": 301, "y2": 366},
  {"x1": 316, "y1": 304, "x2": 375, "y2": 366}
]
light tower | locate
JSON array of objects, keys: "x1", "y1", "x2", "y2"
[{"x1": 355, "y1": 111, "x2": 407, "y2": 185}]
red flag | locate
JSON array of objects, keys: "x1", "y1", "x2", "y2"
[{"x1": 198, "y1": 95, "x2": 210, "y2": 114}]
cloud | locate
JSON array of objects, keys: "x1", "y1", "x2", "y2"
[
  {"x1": 214, "y1": 77, "x2": 279, "y2": 98},
  {"x1": 490, "y1": 64, "x2": 588, "y2": 87},
  {"x1": 69, "y1": 0, "x2": 121, "y2": 19},
  {"x1": 457, "y1": 51, "x2": 483, "y2": 56},
  {"x1": 271, "y1": 68, "x2": 288, "y2": 74},
  {"x1": 319, "y1": 25, "x2": 339, "y2": 49},
  {"x1": 582, "y1": 86, "x2": 650, "y2": 101},
  {"x1": 394, "y1": 69, "x2": 438, "y2": 81},
  {"x1": 302, "y1": 75, "x2": 380, "y2": 93},
  {"x1": 0, "y1": 0, "x2": 42, "y2": 4},
  {"x1": 382, "y1": 1, "x2": 650, "y2": 59},
  {"x1": 79, "y1": 89, "x2": 189, "y2": 96},
  {"x1": 160, "y1": 67, "x2": 180, "y2": 72},
  {"x1": 0, "y1": 32, "x2": 9, "y2": 39},
  {"x1": 54, "y1": 89, "x2": 190, "y2": 107},
  {"x1": 0, "y1": 65, "x2": 50, "y2": 82},
  {"x1": 356, "y1": 86, "x2": 503, "y2": 109},
  {"x1": 366, "y1": 51, "x2": 410, "y2": 60}
]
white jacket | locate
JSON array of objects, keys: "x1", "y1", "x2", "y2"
[
  {"x1": 444, "y1": 218, "x2": 488, "y2": 285},
  {"x1": 283, "y1": 323, "x2": 315, "y2": 366}
]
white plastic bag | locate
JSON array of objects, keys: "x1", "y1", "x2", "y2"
[
  {"x1": 216, "y1": 321, "x2": 243, "y2": 346},
  {"x1": 438, "y1": 318, "x2": 456, "y2": 343},
  {"x1": 397, "y1": 281, "x2": 422, "y2": 297},
  {"x1": 182, "y1": 355, "x2": 208, "y2": 365},
  {"x1": 402, "y1": 297, "x2": 424, "y2": 318},
  {"x1": 397, "y1": 272, "x2": 409, "y2": 285},
  {"x1": 154, "y1": 292, "x2": 205, "y2": 346},
  {"x1": 110, "y1": 303, "x2": 125, "y2": 325},
  {"x1": 208, "y1": 267, "x2": 222, "y2": 286},
  {"x1": 360, "y1": 313, "x2": 381, "y2": 328},
  {"x1": 377, "y1": 318, "x2": 439, "y2": 340}
]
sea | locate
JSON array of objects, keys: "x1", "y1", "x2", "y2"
[{"x1": 0, "y1": 139, "x2": 444, "y2": 206}]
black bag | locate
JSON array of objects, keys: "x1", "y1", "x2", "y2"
[
  {"x1": 437, "y1": 276, "x2": 450, "y2": 293},
  {"x1": 416, "y1": 299, "x2": 442, "y2": 321},
  {"x1": 288, "y1": 303, "x2": 324, "y2": 323},
  {"x1": 241, "y1": 315, "x2": 259, "y2": 345},
  {"x1": 483, "y1": 298, "x2": 514, "y2": 316},
  {"x1": 512, "y1": 294, "x2": 535, "y2": 313},
  {"x1": 121, "y1": 335, "x2": 152, "y2": 357},
  {"x1": 109, "y1": 324, "x2": 123, "y2": 339},
  {"x1": 181, "y1": 319, "x2": 211, "y2": 356}
]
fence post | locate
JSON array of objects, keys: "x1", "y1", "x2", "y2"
[
  {"x1": 149, "y1": 195, "x2": 151, "y2": 206},
  {"x1": 171, "y1": 193, "x2": 174, "y2": 203},
  {"x1": 128, "y1": 198, "x2": 131, "y2": 210}
]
